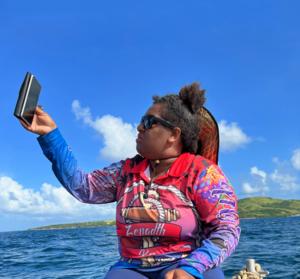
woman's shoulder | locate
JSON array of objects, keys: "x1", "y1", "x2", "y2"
[
  {"x1": 189, "y1": 153, "x2": 218, "y2": 170},
  {"x1": 173, "y1": 153, "x2": 218, "y2": 179},
  {"x1": 121, "y1": 154, "x2": 146, "y2": 173},
  {"x1": 123, "y1": 154, "x2": 144, "y2": 165}
]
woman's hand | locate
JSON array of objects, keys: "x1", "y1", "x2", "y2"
[
  {"x1": 19, "y1": 106, "x2": 57, "y2": 136},
  {"x1": 164, "y1": 269, "x2": 195, "y2": 279}
]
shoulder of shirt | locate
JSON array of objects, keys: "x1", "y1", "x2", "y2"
[
  {"x1": 190, "y1": 154, "x2": 217, "y2": 170},
  {"x1": 124, "y1": 154, "x2": 144, "y2": 165},
  {"x1": 121, "y1": 154, "x2": 145, "y2": 173}
]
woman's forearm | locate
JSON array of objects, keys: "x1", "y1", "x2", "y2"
[{"x1": 37, "y1": 128, "x2": 121, "y2": 204}]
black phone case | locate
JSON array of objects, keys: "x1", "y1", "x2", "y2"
[{"x1": 14, "y1": 72, "x2": 41, "y2": 125}]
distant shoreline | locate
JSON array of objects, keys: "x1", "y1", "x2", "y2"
[
  {"x1": 29, "y1": 220, "x2": 115, "y2": 231},
  {"x1": 29, "y1": 215, "x2": 300, "y2": 231},
  {"x1": 29, "y1": 197, "x2": 300, "y2": 231}
]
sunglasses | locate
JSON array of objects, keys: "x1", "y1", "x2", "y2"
[{"x1": 140, "y1": 115, "x2": 175, "y2": 130}]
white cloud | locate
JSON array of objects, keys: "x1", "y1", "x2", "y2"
[
  {"x1": 0, "y1": 176, "x2": 115, "y2": 218},
  {"x1": 272, "y1": 157, "x2": 280, "y2": 164},
  {"x1": 270, "y1": 170, "x2": 299, "y2": 191},
  {"x1": 242, "y1": 157, "x2": 300, "y2": 196},
  {"x1": 250, "y1": 166, "x2": 267, "y2": 184},
  {"x1": 242, "y1": 182, "x2": 261, "y2": 194},
  {"x1": 218, "y1": 120, "x2": 251, "y2": 152},
  {"x1": 72, "y1": 100, "x2": 137, "y2": 161},
  {"x1": 242, "y1": 166, "x2": 269, "y2": 195},
  {"x1": 242, "y1": 182, "x2": 269, "y2": 195},
  {"x1": 291, "y1": 149, "x2": 300, "y2": 171}
]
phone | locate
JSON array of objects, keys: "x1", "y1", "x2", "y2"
[{"x1": 14, "y1": 72, "x2": 41, "y2": 125}]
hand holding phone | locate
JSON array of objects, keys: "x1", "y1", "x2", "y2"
[
  {"x1": 15, "y1": 72, "x2": 57, "y2": 135},
  {"x1": 19, "y1": 106, "x2": 57, "y2": 135}
]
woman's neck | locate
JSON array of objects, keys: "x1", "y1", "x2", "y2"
[{"x1": 149, "y1": 156, "x2": 178, "y2": 179}]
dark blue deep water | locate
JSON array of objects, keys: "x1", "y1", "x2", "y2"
[{"x1": 1, "y1": 217, "x2": 299, "y2": 279}]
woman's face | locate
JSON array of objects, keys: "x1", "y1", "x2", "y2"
[{"x1": 136, "y1": 103, "x2": 175, "y2": 160}]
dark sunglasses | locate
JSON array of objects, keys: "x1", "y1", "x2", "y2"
[{"x1": 140, "y1": 115, "x2": 175, "y2": 130}]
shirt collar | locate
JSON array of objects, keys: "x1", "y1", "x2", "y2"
[{"x1": 130, "y1": 153, "x2": 195, "y2": 178}]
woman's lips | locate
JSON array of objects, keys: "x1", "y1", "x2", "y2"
[{"x1": 136, "y1": 134, "x2": 143, "y2": 143}]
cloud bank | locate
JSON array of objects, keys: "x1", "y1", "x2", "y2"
[
  {"x1": 0, "y1": 176, "x2": 115, "y2": 219},
  {"x1": 250, "y1": 166, "x2": 267, "y2": 184},
  {"x1": 242, "y1": 166, "x2": 269, "y2": 195},
  {"x1": 270, "y1": 170, "x2": 299, "y2": 191},
  {"x1": 291, "y1": 149, "x2": 300, "y2": 170},
  {"x1": 242, "y1": 182, "x2": 263, "y2": 194},
  {"x1": 242, "y1": 149, "x2": 300, "y2": 196},
  {"x1": 218, "y1": 120, "x2": 251, "y2": 152},
  {"x1": 72, "y1": 100, "x2": 137, "y2": 161}
]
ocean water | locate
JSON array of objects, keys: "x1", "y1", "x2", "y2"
[{"x1": 1, "y1": 217, "x2": 299, "y2": 279}]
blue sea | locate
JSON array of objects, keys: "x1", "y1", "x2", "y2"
[{"x1": 1, "y1": 217, "x2": 300, "y2": 279}]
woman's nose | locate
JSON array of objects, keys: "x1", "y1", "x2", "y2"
[{"x1": 137, "y1": 122, "x2": 144, "y2": 132}]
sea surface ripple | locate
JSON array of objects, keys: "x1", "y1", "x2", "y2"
[{"x1": 1, "y1": 217, "x2": 299, "y2": 278}]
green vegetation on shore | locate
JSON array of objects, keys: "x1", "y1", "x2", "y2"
[
  {"x1": 238, "y1": 197, "x2": 300, "y2": 218},
  {"x1": 30, "y1": 220, "x2": 115, "y2": 230},
  {"x1": 30, "y1": 197, "x2": 300, "y2": 230}
]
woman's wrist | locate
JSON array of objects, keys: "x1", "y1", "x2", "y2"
[{"x1": 37, "y1": 125, "x2": 57, "y2": 136}]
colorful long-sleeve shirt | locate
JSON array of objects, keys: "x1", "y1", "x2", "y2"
[{"x1": 38, "y1": 128, "x2": 240, "y2": 277}]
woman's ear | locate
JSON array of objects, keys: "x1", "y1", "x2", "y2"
[{"x1": 168, "y1": 127, "x2": 182, "y2": 143}]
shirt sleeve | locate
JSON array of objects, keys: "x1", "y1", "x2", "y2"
[
  {"x1": 180, "y1": 266, "x2": 203, "y2": 279},
  {"x1": 37, "y1": 128, "x2": 124, "y2": 204},
  {"x1": 178, "y1": 163, "x2": 241, "y2": 273}
]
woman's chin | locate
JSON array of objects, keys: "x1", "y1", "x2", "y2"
[
  {"x1": 136, "y1": 145, "x2": 149, "y2": 159},
  {"x1": 136, "y1": 143, "x2": 143, "y2": 156}
]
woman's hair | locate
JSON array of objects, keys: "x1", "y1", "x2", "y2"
[{"x1": 152, "y1": 82, "x2": 206, "y2": 154}]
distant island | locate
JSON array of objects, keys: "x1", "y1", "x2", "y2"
[
  {"x1": 30, "y1": 220, "x2": 115, "y2": 230},
  {"x1": 30, "y1": 197, "x2": 300, "y2": 230},
  {"x1": 238, "y1": 197, "x2": 300, "y2": 218}
]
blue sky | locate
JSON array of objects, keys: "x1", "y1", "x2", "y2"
[{"x1": 1, "y1": 1, "x2": 300, "y2": 232}]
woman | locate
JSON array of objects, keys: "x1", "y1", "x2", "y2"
[{"x1": 20, "y1": 82, "x2": 240, "y2": 279}]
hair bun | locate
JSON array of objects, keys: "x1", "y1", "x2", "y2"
[{"x1": 178, "y1": 82, "x2": 206, "y2": 113}]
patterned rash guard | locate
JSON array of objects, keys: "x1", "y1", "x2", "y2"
[{"x1": 38, "y1": 128, "x2": 240, "y2": 278}]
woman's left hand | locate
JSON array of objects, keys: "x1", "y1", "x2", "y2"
[{"x1": 164, "y1": 269, "x2": 195, "y2": 279}]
